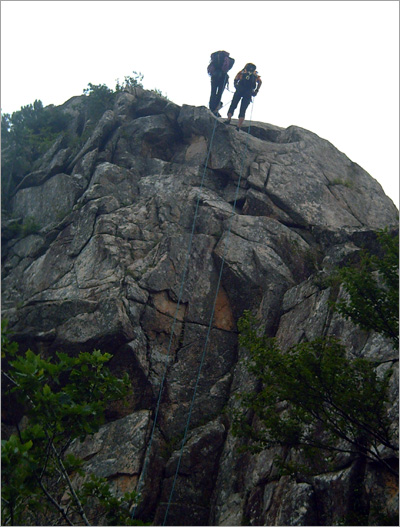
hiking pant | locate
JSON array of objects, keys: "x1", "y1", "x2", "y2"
[
  {"x1": 228, "y1": 88, "x2": 252, "y2": 118},
  {"x1": 209, "y1": 72, "x2": 227, "y2": 112}
]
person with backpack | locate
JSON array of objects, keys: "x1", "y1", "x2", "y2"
[
  {"x1": 207, "y1": 50, "x2": 235, "y2": 116},
  {"x1": 224, "y1": 63, "x2": 262, "y2": 130}
]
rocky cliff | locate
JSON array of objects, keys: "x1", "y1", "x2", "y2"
[{"x1": 1, "y1": 87, "x2": 398, "y2": 526}]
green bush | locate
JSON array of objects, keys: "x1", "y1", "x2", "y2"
[
  {"x1": 233, "y1": 229, "x2": 399, "y2": 478},
  {"x1": 83, "y1": 82, "x2": 115, "y2": 121},
  {"x1": 8, "y1": 216, "x2": 41, "y2": 238},
  {"x1": 233, "y1": 313, "x2": 396, "y2": 474},
  {"x1": 332, "y1": 228, "x2": 399, "y2": 347},
  {"x1": 1, "y1": 101, "x2": 71, "y2": 208},
  {"x1": 115, "y1": 71, "x2": 144, "y2": 92},
  {"x1": 1, "y1": 71, "x2": 168, "y2": 210},
  {"x1": 1, "y1": 321, "x2": 144, "y2": 526}
]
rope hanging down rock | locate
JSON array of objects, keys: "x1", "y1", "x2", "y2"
[
  {"x1": 162, "y1": 100, "x2": 255, "y2": 526},
  {"x1": 131, "y1": 91, "x2": 226, "y2": 518}
]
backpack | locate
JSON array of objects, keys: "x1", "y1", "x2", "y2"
[
  {"x1": 236, "y1": 69, "x2": 257, "y2": 91},
  {"x1": 207, "y1": 51, "x2": 235, "y2": 76}
]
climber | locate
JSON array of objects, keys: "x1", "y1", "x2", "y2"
[
  {"x1": 225, "y1": 63, "x2": 262, "y2": 130},
  {"x1": 207, "y1": 50, "x2": 235, "y2": 117}
]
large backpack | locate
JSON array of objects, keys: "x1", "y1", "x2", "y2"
[{"x1": 207, "y1": 51, "x2": 235, "y2": 76}]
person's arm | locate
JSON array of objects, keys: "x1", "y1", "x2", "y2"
[
  {"x1": 253, "y1": 75, "x2": 262, "y2": 95},
  {"x1": 234, "y1": 71, "x2": 242, "y2": 88}
]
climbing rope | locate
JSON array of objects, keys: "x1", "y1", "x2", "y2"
[
  {"x1": 131, "y1": 87, "x2": 229, "y2": 518},
  {"x1": 162, "y1": 100, "x2": 255, "y2": 525}
]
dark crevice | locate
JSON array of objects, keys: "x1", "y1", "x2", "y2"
[{"x1": 232, "y1": 197, "x2": 246, "y2": 213}]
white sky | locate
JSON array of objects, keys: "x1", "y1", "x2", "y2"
[{"x1": 1, "y1": 0, "x2": 399, "y2": 206}]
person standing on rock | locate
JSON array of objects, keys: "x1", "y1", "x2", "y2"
[
  {"x1": 207, "y1": 50, "x2": 235, "y2": 117},
  {"x1": 225, "y1": 63, "x2": 262, "y2": 130}
]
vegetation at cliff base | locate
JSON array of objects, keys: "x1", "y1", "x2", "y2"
[
  {"x1": 1, "y1": 321, "x2": 143, "y2": 526},
  {"x1": 233, "y1": 229, "x2": 399, "y2": 478}
]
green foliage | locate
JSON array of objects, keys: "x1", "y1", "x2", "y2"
[
  {"x1": 78, "y1": 474, "x2": 144, "y2": 526},
  {"x1": 330, "y1": 178, "x2": 354, "y2": 188},
  {"x1": 233, "y1": 312, "x2": 396, "y2": 473},
  {"x1": 7, "y1": 216, "x2": 41, "y2": 238},
  {"x1": 115, "y1": 71, "x2": 144, "y2": 92},
  {"x1": 83, "y1": 82, "x2": 115, "y2": 121},
  {"x1": 114, "y1": 71, "x2": 168, "y2": 100},
  {"x1": 1, "y1": 70, "x2": 167, "y2": 211},
  {"x1": 151, "y1": 88, "x2": 169, "y2": 100},
  {"x1": 233, "y1": 230, "x2": 399, "y2": 477},
  {"x1": 1, "y1": 100, "x2": 71, "y2": 208},
  {"x1": 1, "y1": 321, "x2": 140, "y2": 526},
  {"x1": 332, "y1": 228, "x2": 399, "y2": 348}
]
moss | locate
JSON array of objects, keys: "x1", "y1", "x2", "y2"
[
  {"x1": 330, "y1": 178, "x2": 354, "y2": 189},
  {"x1": 9, "y1": 216, "x2": 41, "y2": 238}
]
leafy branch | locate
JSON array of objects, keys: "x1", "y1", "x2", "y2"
[
  {"x1": 332, "y1": 228, "x2": 399, "y2": 348},
  {"x1": 1, "y1": 320, "x2": 143, "y2": 526},
  {"x1": 233, "y1": 229, "x2": 398, "y2": 478}
]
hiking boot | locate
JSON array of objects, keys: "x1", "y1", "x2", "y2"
[
  {"x1": 224, "y1": 119, "x2": 231, "y2": 125},
  {"x1": 236, "y1": 126, "x2": 241, "y2": 131}
]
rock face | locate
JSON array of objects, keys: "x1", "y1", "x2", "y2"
[{"x1": 2, "y1": 87, "x2": 398, "y2": 525}]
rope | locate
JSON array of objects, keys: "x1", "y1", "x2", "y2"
[
  {"x1": 162, "y1": 99, "x2": 255, "y2": 526},
  {"x1": 131, "y1": 90, "x2": 225, "y2": 518}
]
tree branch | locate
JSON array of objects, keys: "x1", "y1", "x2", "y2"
[
  {"x1": 37, "y1": 479, "x2": 75, "y2": 526},
  {"x1": 48, "y1": 437, "x2": 91, "y2": 526}
]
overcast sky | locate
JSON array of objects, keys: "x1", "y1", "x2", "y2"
[{"x1": 1, "y1": 0, "x2": 399, "y2": 206}]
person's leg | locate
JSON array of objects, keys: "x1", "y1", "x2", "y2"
[
  {"x1": 225, "y1": 91, "x2": 241, "y2": 123},
  {"x1": 209, "y1": 76, "x2": 218, "y2": 111},
  {"x1": 214, "y1": 75, "x2": 226, "y2": 112},
  {"x1": 237, "y1": 93, "x2": 251, "y2": 128}
]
